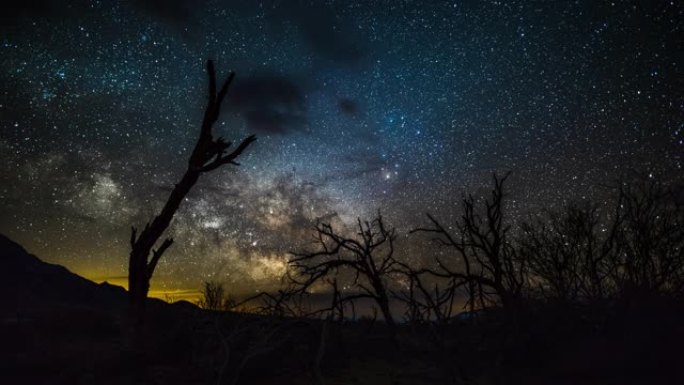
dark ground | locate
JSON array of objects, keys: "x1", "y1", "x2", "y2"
[{"x1": 2, "y1": 234, "x2": 682, "y2": 384}]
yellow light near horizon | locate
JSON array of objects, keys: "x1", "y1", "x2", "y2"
[
  {"x1": 148, "y1": 288, "x2": 202, "y2": 304},
  {"x1": 87, "y1": 275, "x2": 202, "y2": 304}
]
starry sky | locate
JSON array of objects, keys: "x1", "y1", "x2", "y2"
[{"x1": 1, "y1": 0, "x2": 682, "y2": 300}]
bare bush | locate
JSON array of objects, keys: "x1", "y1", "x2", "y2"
[
  {"x1": 289, "y1": 214, "x2": 400, "y2": 330},
  {"x1": 520, "y1": 202, "x2": 619, "y2": 303},
  {"x1": 392, "y1": 266, "x2": 458, "y2": 324},
  {"x1": 198, "y1": 281, "x2": 236, "y2": 311},
  {"x1": 413, "y1": 173, "x2": 526, "y2": 313},
  {"x1": 519, "y1": 177, "x2": 684, "y2": 304},
  {"x1": 614, "y1": 179, "x2": 684, "y2": 297}
]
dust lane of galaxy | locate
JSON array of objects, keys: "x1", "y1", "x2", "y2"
[{"x1": 1, "y1": 0, "x2": 681, "y2": 300}]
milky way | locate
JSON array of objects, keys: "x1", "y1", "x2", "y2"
[{"x1": 1, "y1": 0, "x2": 681, "y2": 299}]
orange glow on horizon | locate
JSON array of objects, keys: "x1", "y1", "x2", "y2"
[{"x1": 87, "y1": 275, "x2": 202, "y2": 304}]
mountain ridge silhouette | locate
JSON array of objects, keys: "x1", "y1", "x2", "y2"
[{"x1": 0, "y1": 233, "x2": 131, "y2": 312}]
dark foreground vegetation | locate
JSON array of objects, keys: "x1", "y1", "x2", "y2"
[{"x1": 2, "y1": 172, "x2": 683, "y2": 384}]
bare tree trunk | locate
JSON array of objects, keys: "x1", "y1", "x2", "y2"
[
  {"x1": 372, "y1": 278, "x2": 396, "y2": 331},
  {"x1": 127, "y1": 60, "x2": 256, "y2": 329},
  {"x1": 129, "y1": 170, "x2": 198, "y2": 323}
]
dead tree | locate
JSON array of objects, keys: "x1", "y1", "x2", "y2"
[
  {"x1": 289, "y1": 214, "x2": 399, "y2": 332},
  {"x1": 413, "y1": 173, "x2": 526, "y2": 313},
  {"x1": 519, "y1": 201, "x2": 622, "y2": 303},
  {"x1": 128, "y1": 60, "x2": 256, "y2": 324},
  {"x1": 198, "y1": 281, "x2": 235, "y2": 311},
  {"x1": 614, "y1": 179, "x2": 684, "y2": 297},
  {"x1": 392, "y1": 265, "x2": 459, "y2": 324},
  {"x1": 235, "y1": 285, "x2": 309, "y2": 318},
  {"x1": 519, "y1": 177, "x2": 684, "y2": 304}
]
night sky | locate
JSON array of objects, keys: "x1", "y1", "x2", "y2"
[{"x1": 1, "y1": 0, "x2": 682, "y2": 300}]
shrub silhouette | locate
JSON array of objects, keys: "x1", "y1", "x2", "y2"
[
  {"x1": 412, "y1": 173, "x2": 526, "y2": 316},
  {"x1": 289, "y1": 214, "x2": 400, "y2": 332},
  {"x1": 198, "y1": 281, "x2": 237, "y2": 311},
  {"x1": 520, "y1": 177, "x2": 684, "y2": 305}
]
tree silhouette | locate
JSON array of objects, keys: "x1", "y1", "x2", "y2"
[
  {"x1": 128, "y1": 60, "x2": 256, "y2": 325},
  {"x1": 519, "y1": 177, "x2": 684, "y2": 305},
  {"x1": 391, "y1": 265, "x2": 458, "y2": 324},
  {"x1": 289, "y1": 214, "x2": 399, "y2": 332},
  {"x1": 614, "y1": 179, "x2": 684, "y2": 297},
  {"x1": 413, "y1": 173, "x2": 526, "y2": 313},
  {"x1": 519, "y1": 202, "x2": 618, "y2": 303},
  {"x1": 198, "y1": 280, "x2": 236, "y2": 311}
]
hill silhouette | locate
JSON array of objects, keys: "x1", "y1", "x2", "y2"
[
  {"x1": 0, "y1": 234, "x2": 352, "y2": 384},
  {"x1": 0, "y1": 234, "x2": 202, "y2": 384},
  {"x1": 0, "y1": 234, "x2": 129, "y2": 310}
]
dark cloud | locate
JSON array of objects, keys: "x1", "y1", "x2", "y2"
[
  {"x1": 229, "y1": 75, "x2": 303, "y2": 107},
  {"x1": 337, "y1": 98, "x2": 359, "y2": 116},
  {"x1": 119, "y1": 0, "x2": 367, "y2": 64},
  {"x1": 130, "y1": 0, "x2": 197, "y2": 26},
  {"x1": 2, "y1": 0, "x2": 83, "y2": 17},
  {"x1": 244, "y1": 110, "x2": 306, "y2": 135},
  {"x1": 273, "y1": 1, "x2": 366, "y2": 63},
  {"x1": 228, "y1": 74, "x2": 307, "y2": 135},
  {"x1": 125, "y1": 0, "x2": 257, "y2": 29},
  {"x1": 0, "y1": 0, "x2": 92, "y2": 28},
  {"x1": 2, "y1": 0, "x2": 55, "y2": 18}
]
